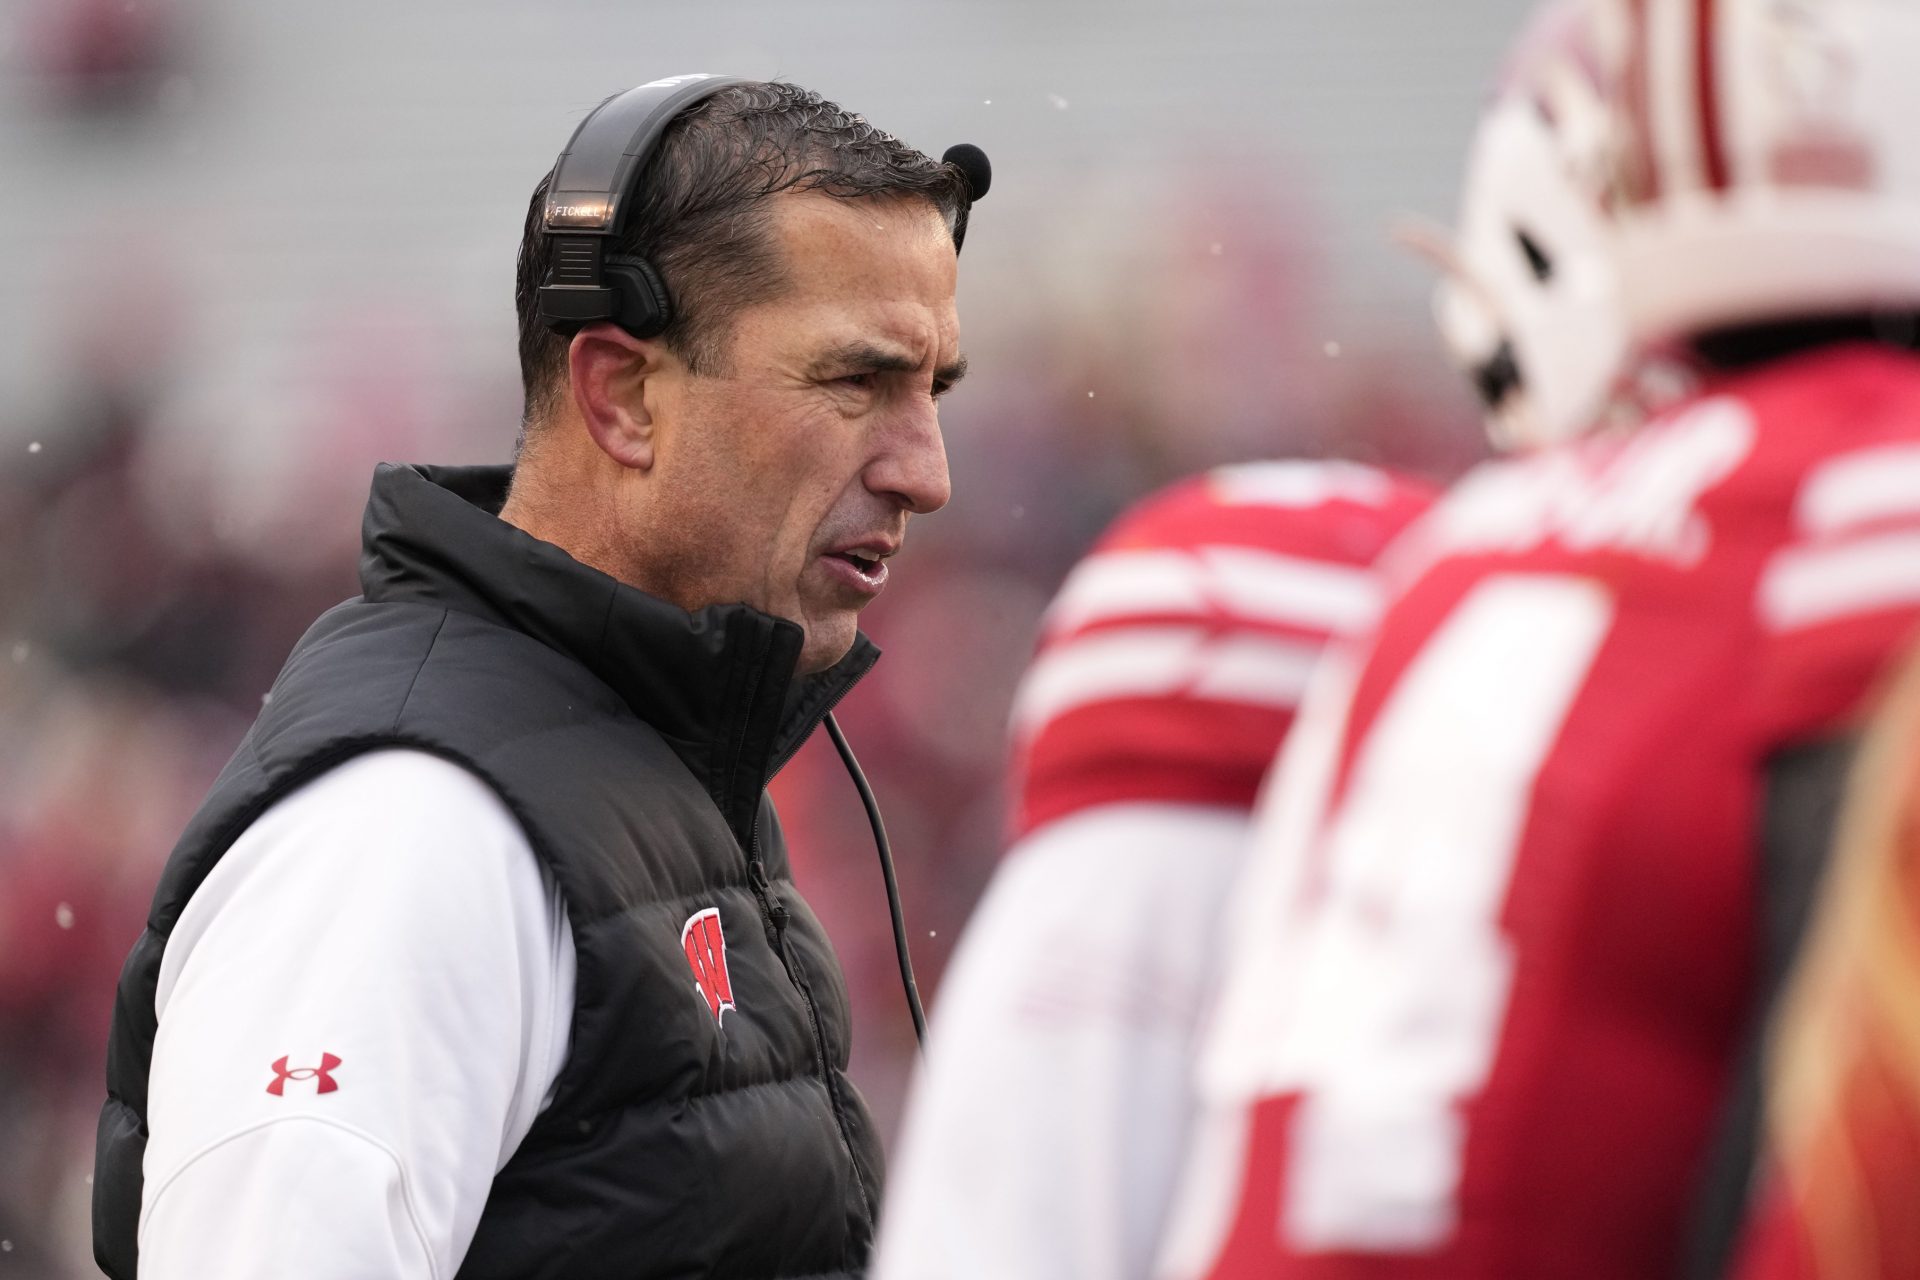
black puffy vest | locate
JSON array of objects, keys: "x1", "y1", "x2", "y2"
[{"x1": 94, "y1": 463, "x2": 886, "y2": 1278}]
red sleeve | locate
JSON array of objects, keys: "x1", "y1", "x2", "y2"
[
  {"x1": 1734, "y1": 351, "x2": 1920, "y2": 742},
  {"x1": 1009, "y1": 462, "x2": 1435, "y2": 839}
]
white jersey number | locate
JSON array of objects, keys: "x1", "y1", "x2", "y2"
[{"x1": 1184, "y1": 574, "x2": 1613, "y2": 1262}]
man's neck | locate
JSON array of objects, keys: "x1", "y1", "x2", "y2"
[{"x1": 499, "y1": 463, "x2": 634, "y2": 590}]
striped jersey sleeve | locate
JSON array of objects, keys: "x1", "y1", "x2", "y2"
[
  {"x1": 1750, "y1": 362, "x2": 1920, "y2": 739},
  {"x1": 1757, "y1": 442, "x2": 1920, "y2": 635},
  {"x1": 1008, "y1": 461, "x2": 1435, "y2": 838}
]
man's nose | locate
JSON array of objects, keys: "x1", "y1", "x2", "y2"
[{"x1": 866, "y1": 403, "x2": 951, "y2": 515}]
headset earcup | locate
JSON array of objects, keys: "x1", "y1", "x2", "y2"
[{"x1": 602, "y1": 254, "x2": 674, "y2": 338}]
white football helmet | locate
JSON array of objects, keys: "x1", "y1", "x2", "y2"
[
  {"x1": 1425, "y1": 0, "x2": 1920, "y2": 453},
  {"x1": 1414, "y1": 0, "x2": 1631, "y2": 451},
  {"x1": 1594, "y1": 0, "x2": 1920, "y2": 348}
]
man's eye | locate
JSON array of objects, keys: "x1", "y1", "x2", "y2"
[
  {"x1": 931, "y1": 381, "x2": 953, "y2": 400},
  {"x1": 835, "y1": 372, "x2": 876, "y2": 389}
]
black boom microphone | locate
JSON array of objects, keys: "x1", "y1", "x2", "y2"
[{"x1": 942, "y1": 143, "x2": 991, "y2": 253}]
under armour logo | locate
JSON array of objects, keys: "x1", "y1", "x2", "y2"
[
  {"x1": 681, "y1": 907, "x2": 736, "y2": 1025},
  {"x1": 266, "y1": 1053, "x2": 342, "y2": 1096}
]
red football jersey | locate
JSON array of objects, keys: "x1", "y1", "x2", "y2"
[
  {"x1": 1163, "y1": 346, "x2": 1920, "y2": 1280},
  {"x1": 1009, "y1": 461, "x2": 1436, "y2": 839}
]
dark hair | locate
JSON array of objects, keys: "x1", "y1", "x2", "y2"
[{"x1": 513, "y1": 81, "x2": 972, "y2": 429}]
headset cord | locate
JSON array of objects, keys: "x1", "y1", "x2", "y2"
[{"x1": 824, "y1": 711, "x2": 928, "y2": 1047}]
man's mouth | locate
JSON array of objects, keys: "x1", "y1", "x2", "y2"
[
  {"x1": 822, "y1": 543, "x2": 895, "y2": 594},
  {"x1": 835, "y1": 550, "x2": 884, "y2": 579}
]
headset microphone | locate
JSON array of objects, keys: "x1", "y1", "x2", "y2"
[
  {"x1": 536, "y1": 76, "x2": 990, "y2": 1049},
  {"x1": 941, "y1": 143, "x2": 991, "y2": 253}
]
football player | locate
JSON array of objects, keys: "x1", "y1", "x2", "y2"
[
  {"x1": 870, "y1": 459, "x2": 1433, "y2": 1280},
  {"x1": 1157, "y1": 2, "x2": 1920, "y2": 1277}
]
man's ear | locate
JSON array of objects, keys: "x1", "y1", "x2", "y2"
[{"x1": 568, "y1": 323, "x2": 670, "y2": 471}]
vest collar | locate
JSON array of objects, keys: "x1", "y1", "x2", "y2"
[{"x1": 357, "y1": 463, "x2": 878, "y2": 842}]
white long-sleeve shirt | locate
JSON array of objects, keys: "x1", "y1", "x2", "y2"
[
  {"x1": 138, "y1": 749, "x2": 576, "y2": 1280},
  {"x1": 871, "y1": 802, "x2": 1253, "y2": 1280}
]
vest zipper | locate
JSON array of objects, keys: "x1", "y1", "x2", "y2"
[
  {"x1": 747, "y1": 848, "x2": 786, "y2": 949},
  {"x1": 744, "y1": 831, "x2": 878, "y2": 1234}
]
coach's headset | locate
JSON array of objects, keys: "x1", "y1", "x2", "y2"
[{"x1": 535, "y1": 74, "x2": 992, "y2": 1046}]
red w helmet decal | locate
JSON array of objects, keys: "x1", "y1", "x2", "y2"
[
  {"x1": 266, "y1": 1052, "x2": 341, "y2": 1096},
  {"x1": 681, "y1": 907, "x2": 736, "y2": 1025}
]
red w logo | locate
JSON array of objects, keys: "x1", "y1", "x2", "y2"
[
  {"x1": 681, "y1": 907, "x2": 736, "y2": 1025},
  {"x1": 267, "y1": 1052, "x2": 342, "y2": 1096}
]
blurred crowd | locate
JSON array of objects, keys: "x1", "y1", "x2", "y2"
[{"x1": 0, "y1": 2, "x2": 1485, "y2": 1274}]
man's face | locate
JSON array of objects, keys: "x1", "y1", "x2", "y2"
[{"x1": 635, "y1": 191, "x2": 962, "y2": 673}]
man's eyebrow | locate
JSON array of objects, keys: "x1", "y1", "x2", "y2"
[
  {"x1": 812, "y1": 342, "x2": 919, "y2": 376},
  {"x1": 812, "y1": 343, "x2": 970, "y2": 387}
]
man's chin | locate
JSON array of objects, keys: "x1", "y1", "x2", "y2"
[{"x1": 795, "y1": 614, "x2": 860, "y2": 676}]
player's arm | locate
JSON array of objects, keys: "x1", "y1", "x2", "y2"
[
  {"x1": 137, "y1": 750, "x2": 574, "y2": 1280},
  {"x1": 872, "y1": 803, "x2": 1253, "y2": 1280},
  {"x1": 876, "y1": 463, "x2": 1428, "y2": 1280}
]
